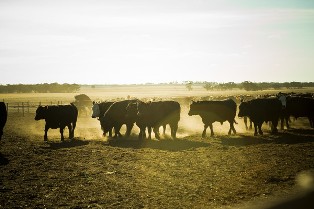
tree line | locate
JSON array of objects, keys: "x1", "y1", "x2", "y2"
[
  {"x1": 189, "y1": 81, "x2": 314, "y2": 91},
  {"x1": 0, "y1": 83, "x2": 80, "y2": 93}
]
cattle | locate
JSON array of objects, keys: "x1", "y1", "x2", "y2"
[
  {"x1": 238, "y1": 98, "x2": 282, "y2": 136},
  {"x1": 188, "y1": 99, "x2": 237, "y2": 137},
  {"x1": 0, "y1": 102, "x2": 7, "y2": 140},
  {"x1": 34, "y1": 104, "x2": 78, "y2": 141},
  {"x1": 281, "y1": 96, "x2": 314, "y2": 129},
  {"x1": 99, "y1": 100, "x2": 139, "y2": 138},
  {"x1": 91, "y1": 101, "x2": 114, "y2": 137},
  {"x1": 135, "y1": 101, "x2": 181, "y2": 140}
]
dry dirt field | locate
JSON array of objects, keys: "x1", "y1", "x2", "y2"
[{"x1": 1, "y1": 86, "x2": 314, "y2": 209}]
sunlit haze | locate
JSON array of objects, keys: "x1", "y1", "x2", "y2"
[{"x1": 1, "y1": 0, "x2": 314, "y2": 84}]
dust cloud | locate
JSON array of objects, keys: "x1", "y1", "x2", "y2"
[{"x1": 18, "y1": 104, "x2": 253, "y2": 142}]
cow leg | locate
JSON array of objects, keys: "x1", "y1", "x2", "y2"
[
  {"x1": 108, "y1": 128, "x2": 112, "y2": 137},
  {"x1": 44, "y1": 125, "x2": 49, "y2": 141},
  {"x1": 209, "y1": 123, "x2": 214, "y2": 136},
  {"x1": 253, "y1": 123, "x2": 258, "y2": 136},
  {"x1": 285, "y1": 116, "x2": 290, "y2": 129},
  {"x1": 280, "y1": 117, "x2": 284, "y2": 130},
  {"x1": 244, "y1": 117, "x2": 248, "y2": 130},
  {"x1": 114, "y1": 125, "x2": 122, "y2": 138},
  {"x1": 162, "y1": 124, "x2": 167, "y2": 136},
  {"x1": 258, "y1": 123, "x2": 263, "y2": 135},
  {"x1": 249, "y1": 119, "x2": 252, "y2": 130},
  {"x1": 125, "y1": 123, "x2": 134, "y2": 137},
  {"x1": 67, "y1": 123, "x2": 73, "y2": 139},
  {"x1": 153, "y1": 126, "x2": 160, "y2": 140},
  {"x1": 71, "y1": 121, "x2": 76, "y2": 138},
  {"x1": 60, "y1": 127, "x2": 65, "y2": 141},
  {"x1": 148, "y1": 126, "x2": 152, "y2": 140},
  {"x1": 170, "y1": 123, "x2": 178, "y2": 139},
  {"x1": 138, "y1": 127, "x2": 146, "y2": 140},
  {"x1": 272, "y1": 120, "x2": 278, "y2": 134},
  {"x1": 229, "y1": 120, "x2": 236, "y2": 135},
  {"x1": 202, "y1": 124, "x2": 208, "y2": 138}
]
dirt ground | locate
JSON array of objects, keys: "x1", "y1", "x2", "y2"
[{"x1": 1, "y1": 107, "x2": 314, "y2": 209}]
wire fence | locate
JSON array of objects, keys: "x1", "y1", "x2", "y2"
[{"x1": 3, "y1": 101, "x2": 91, "y2": 117}]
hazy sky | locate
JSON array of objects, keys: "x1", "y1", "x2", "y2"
[{"x1": 1, "y1": 0, "x2": 314, "y2": 84}]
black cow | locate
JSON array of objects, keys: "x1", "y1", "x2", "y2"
[
  {"x1": 135, "y1": 101, "x2": 181, "y2": 140},
  {"x1": 281, "y1": 96, "x2": 314, "y2": 129},
  {"x1": 99, "y1": 100, "x2": 139, "y2": 138},
  {"x1": 188, "y1": 99, "x2": 237, "y2": 137},
  {"x1": 0, "y1": 102, "x2": 7, "y2": 140},
  {"x1": 91, "y1": 101, "x2": 114, "y2": 136},
  {"x1": 35, "y1": 104, "x2": 78, "y2": 141},
  {"x1": 238, "y1": 98, "x2": 282, "y2": 135}
]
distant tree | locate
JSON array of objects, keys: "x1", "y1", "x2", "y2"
[
  {"x1": 203, "y1": 82, "x2": 217, "y2": 91},
  {"x1": 241, "y1": 81, "x2": 260, "y2": 91},
  {"x1": 184, "y1": 81, "x2": 193, "y2": 91},
  {"x1": 0, "y1": 83, "x2": 80, "y2": 93}
]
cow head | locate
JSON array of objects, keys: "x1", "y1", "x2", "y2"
[
  {"x1": 278, "y1": 94, "x2": 287, "y2": 108},
  {"x1": 137, "y1": 102, "x2": 150, "y2": 118},
  {"x1": 238, "y1": 102, "x2": 249, "y2": 118},
  {"x1": 34, "y1": 106, "x2": 47, "y2": 120},
  {"x1": 91, "y1": 103, "x2": 100, "y2": 118},
  {"x1": 126, "y1": 102, "x2": 138, "y2": 119},
  {"x1": 188, "y1": 101, "x2": 199, "y2": 116}
]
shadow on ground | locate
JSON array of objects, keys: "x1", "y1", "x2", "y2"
[
  {"x1": 107, "y1": 136, "x2": 211, "y2": 152},
  {"x1": 42, "y1": 138, "x2": 90, "y2": 150},
  {"x1": 219, "y1": 128, "x2": 314, "y2": 147}
]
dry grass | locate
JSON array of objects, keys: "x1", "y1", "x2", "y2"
[{"x1": 1, "y1": 87, "x2": 314, "y2": 208}]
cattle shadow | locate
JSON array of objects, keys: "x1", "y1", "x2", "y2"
[
  {"x1": 219, "y1": 129, "x2": 314, "y2": 147},
  {"x1": 42, "y1": 138, "x2": 89, "y2": 150},
  {"x1": 0, "y1": 152, "x2": 9, "y2": 165},
  {"x1": 107, "y1": 136, "x2": 211, "y2": 152}
]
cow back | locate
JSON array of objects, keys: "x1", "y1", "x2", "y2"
[
  {"x1": 138, "y1": 101, "x2": 180, "y2": 126},
  {"x1": 189, "y1": 99, "x2": 236, "y2": 123},
  {"x1": 103, "y1": 100, "x2": 139, "y2": 123},
  {"x1": 286, "y1": 96, "x2": 314, "y2": 118},
  {"x1": 44, "y1": 104, "x2": 78, "y2": 128},
  {"x1": 245, "y1": 98, "x2": 282, "y2": 122}
]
